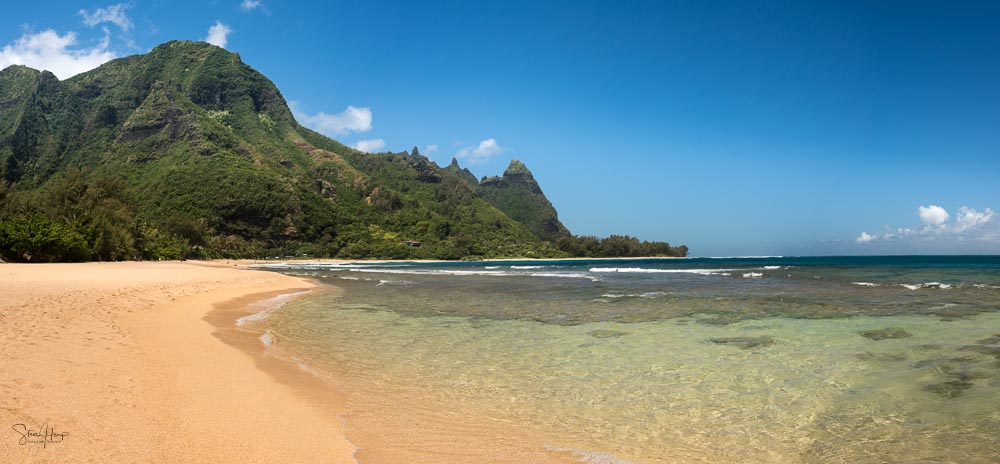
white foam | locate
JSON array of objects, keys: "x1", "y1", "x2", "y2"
[
  {"x1": 235, "y1": 290, "x2": 312, "y2": 327},
  {"x1": 530, "y1": 272, "x2": 600, "y2": 281},
  {"x1": 742, "y1": 272, "x2": 763, "y2": 278},
  {"x1": 336, "y1": 414, "x2": 363, "y2": 464},
  {"x1": 510, "y1": 265, "x2": 544, "y2": 269},
  {"x1": 544, "y1": 445, "x2": 637, "y2": 464},
  {"x1": 259, "y1": 331, "x2": 274, "y2": 347},
  {"x1": 376, "y1": 279, "x2": 413, "y2": 287},
  {"x1": 484, "y1": 266, "x2": 500, "y2": 269},
  {"x1": 296, "y1": 361, "x2": 325, "y2": 378},
  {"x1": 852, "y1": 282, "x2": 880, "y2": 287},
  {"x1": 702, "y1": 255, "x2": 784, "y2": 259},
  {"x1": 338, "y1": 276, "x2": 361, "y2": 280},
  {"x1": 900, "y1": 282, "x2": 952, "y2": 290},
  {"x1": 589, "y1": 267, "x2": 736, "y2": 276},
  {"x1": 763, "y1": 265, "x2": 783, "y2": 270},
  {"x1": 345, "y1": 267, "x2": 599, "y2": 281},
  {"x1": 601, "y1": 291, "x2": 665, "y2": 299}
]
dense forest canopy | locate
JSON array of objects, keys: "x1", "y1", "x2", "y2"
[{"x1": 0, "y1": 41, "x2": 686, "y2": 262}]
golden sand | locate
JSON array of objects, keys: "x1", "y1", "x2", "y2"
[
  {"x1": 0, "y1": 261, "x2": 586, "y2": 463},
  {"x1": 0, "y1": 261, "x2": 356, "y2": 463}
]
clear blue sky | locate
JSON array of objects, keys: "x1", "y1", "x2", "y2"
[{"x1": 3, "y1": 1, "x2": 999, "y2": 256}]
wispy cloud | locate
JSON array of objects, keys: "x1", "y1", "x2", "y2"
[
  {"x1": 424, "y1": 144, "x2": 439, "y2": 154},
  {"x1": 240, "y1": 0, "x2": 263, "y2": 12},
  {"x1": 857, "y1": 204, "x2": 999, "y2": 246},
  {"x1": 289, "y1": 101, "x2": 373, "y2": 136},
  {"x1": 205, "y1": 21, "x2": 232, "y2": 48},
  {"x1": 954, "y1": 206, "x2": 995, "y2": 234},
  {"x1": 354, "y1": 138, "x2": 386, "y2": 153},
  {"x1": 455, "y1": 138, "x2": 502, "y2": 164},
  {"x1": 79, "y1": 4, "x2": 133, "y2": 31},
  {"x1": 0, "y1": 29, "x2": 116, "y2": 79},
  {"x1": 856, "y1": 232, "x2": 876, "y2": 244}
]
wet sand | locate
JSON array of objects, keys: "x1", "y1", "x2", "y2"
[{"x1": 0, "y1": 261, "x2": 357, "y2": 463}]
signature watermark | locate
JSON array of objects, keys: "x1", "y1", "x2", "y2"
[{"x1": 11, "y1": 423, "x2": 69, "y2": 448}]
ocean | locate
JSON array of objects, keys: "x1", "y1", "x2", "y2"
[{"x1": 249, "y1": 256, "x2": 1000, "y2": 463}]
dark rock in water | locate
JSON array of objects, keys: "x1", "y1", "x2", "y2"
[
  {"x1": 911, "y1": 356, "x2": 979, "y2": 369},
  {"x1": 588, "y1": 330, "x2": 627, "y2": 339},
  {"x1": 697, "y1": 314, "x2": 744, "y2": 326},
  {"x1": 855, "y1": 352, "x2": 907, "y2": 362},
  {"x1": 942, "y1": 369, "x2": 992, "y2": 382},
  {"x1": 976, "y1": 334, "x2": 1000, "y2": 345},
  {"x1": 960, "y1": 345, "x2": 1000, "y2": 359},
  {"x1": 922, "y1": 380, "x2": 974, "y2": 398},
  {"x1": 707, "y1": 336, "x2": 775, "y2": 350},
  {"x1": 860, "y1": 327, "x2": 912, "y2": 340}
]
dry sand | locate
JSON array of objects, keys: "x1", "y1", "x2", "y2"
[
  {"x1": 0, "y1": 261, "x2": 357, "y2": 463},
  {"x1": 0, "y1": 261, "x2": 587, "y2": 464}
]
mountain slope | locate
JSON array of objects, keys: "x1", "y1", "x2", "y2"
[
  {"x1": 478, "y1": 159, "x2": 570, "y2": 241},
  {"x1": 0, "y1": 41, "x2": 554, "y2": 259},
  {"x1": 0, "y1": 40, "x2": 685, "y2": 261}
]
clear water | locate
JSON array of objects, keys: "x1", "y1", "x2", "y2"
[{"x1": 252, "y1": 257, "x2": 1000, "y2": 463}]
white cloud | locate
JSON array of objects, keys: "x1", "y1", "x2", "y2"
[
  {"x1": 425, "y1": 144, "x2": 439, "y2": 154},
  {"x1": 354, "y1": 139, "x2": 386, "y2": 153},
  {"x1": 289, "y1": 101, "x2": 373, "y2": 136},
  {"x1": 240, "y1": 0, "x2": 263, "y2": 12},
  {"x1": 954, "y1": 206, "x2": 996, "y2": 233},
  {"x1": 205, "y1": 21, "x2": 232, "y2": 48},
  {"x1": 855, "y1": 204, "x2": 1000, "y2": 249},
  {"x1": 455, "y1": 138, "x2": 503, "y2": 164},
  {"x1": 79, "y1": 4, "x2": 133, "y2": 31},
  {"x1": 918, "y1": 205, "x2": 950, "y2": 227},
  {"x1": 0, "y1": 29, "x2": 116, "y2": 80}
]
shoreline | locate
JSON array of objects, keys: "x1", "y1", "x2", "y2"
[
  {"x1": 0, "y1": 261, "x2": 357, "y2": 463},
  {"x1": 214, "y1": 269, "x2": 585, "y2": 464},
  {"x1": 0, "y1": 260, "x2": 630, "y2": 463},
  {"x1": 228, "y1": 255, "x2": 686, "y2": 267}
]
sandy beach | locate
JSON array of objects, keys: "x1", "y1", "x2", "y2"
[
  {"x1": 0, "y1": 261, "x2": 357, "y2": 463},
  {"x1": 0, "y1": 260, "x2": 596, "y2": 463}
]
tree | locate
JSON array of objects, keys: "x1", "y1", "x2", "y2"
[{"x1": 0, "y1": 214, "x2": 91, "y2": 262}]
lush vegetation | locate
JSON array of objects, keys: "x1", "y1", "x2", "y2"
[
  {"x1": 0, "y1": 41, "x2": 686, "y2": 262},
  {"x1": 554, "y1": 235, "x2": 687, "y2": 258},
  {"x1": 477, "y1": 159, "x2": 570, "y2": 241}
]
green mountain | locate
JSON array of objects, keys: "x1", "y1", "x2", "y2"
[
  {"x1": 443, "y1": 157, "x2": 479, "y2": 187},
  {"x1": 0, "y1": 41, "x2": 685, "y2": 262},
  {"x1": 478, "y1": 159, "x2": 570, "y2": 241}
]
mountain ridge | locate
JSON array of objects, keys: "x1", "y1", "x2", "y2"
[{"x1": 0, "y1": 40, "x2": 686, "y2": 261}]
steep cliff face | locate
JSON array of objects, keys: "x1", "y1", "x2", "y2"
[
  {"x1": 478, "y1": 159, "x2": 570, "y2": 241},
  {"x1": 444, "y1": 157, "x2": 479, "y2": 187},
  {"x1": 0, "y1": 41, "x2": 548, "y2": 259},
  {"x1": 0, "y1": 40, "x2": 685, "y2": 261}
]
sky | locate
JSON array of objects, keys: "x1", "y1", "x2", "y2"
[{"x1": 2, "y1": 1, "x2": 999, "y2": 256}]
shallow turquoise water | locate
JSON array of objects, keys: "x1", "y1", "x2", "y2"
[{"x1": 251, "y1": 257, "x2": 1000, "y2": 463}]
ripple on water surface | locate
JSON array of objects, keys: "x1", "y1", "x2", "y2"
[{"x1": 251, "y1": 258, "x2": 1000, "y2": 463}]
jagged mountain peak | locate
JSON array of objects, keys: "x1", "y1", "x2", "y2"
[
  {"x1": 504, "y1": 159, "x2": 533, "y2": 177},
  {"x1": 478, "y1": 159, "x2": 569, "y2": 241},
  {"x1": 0, "y1": 40, "x2": 556, "y2": 259}
]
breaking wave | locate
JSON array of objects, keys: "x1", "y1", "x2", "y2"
[
  {"x1": 590, "y1": 267, "x2": 736, "y2": 276},
  {"x1": 346, "y1": 267, "x2": 600, "y2": 281},
  {"x1": 236, "y1": 290, "x2": 312, "y2": 327}
]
